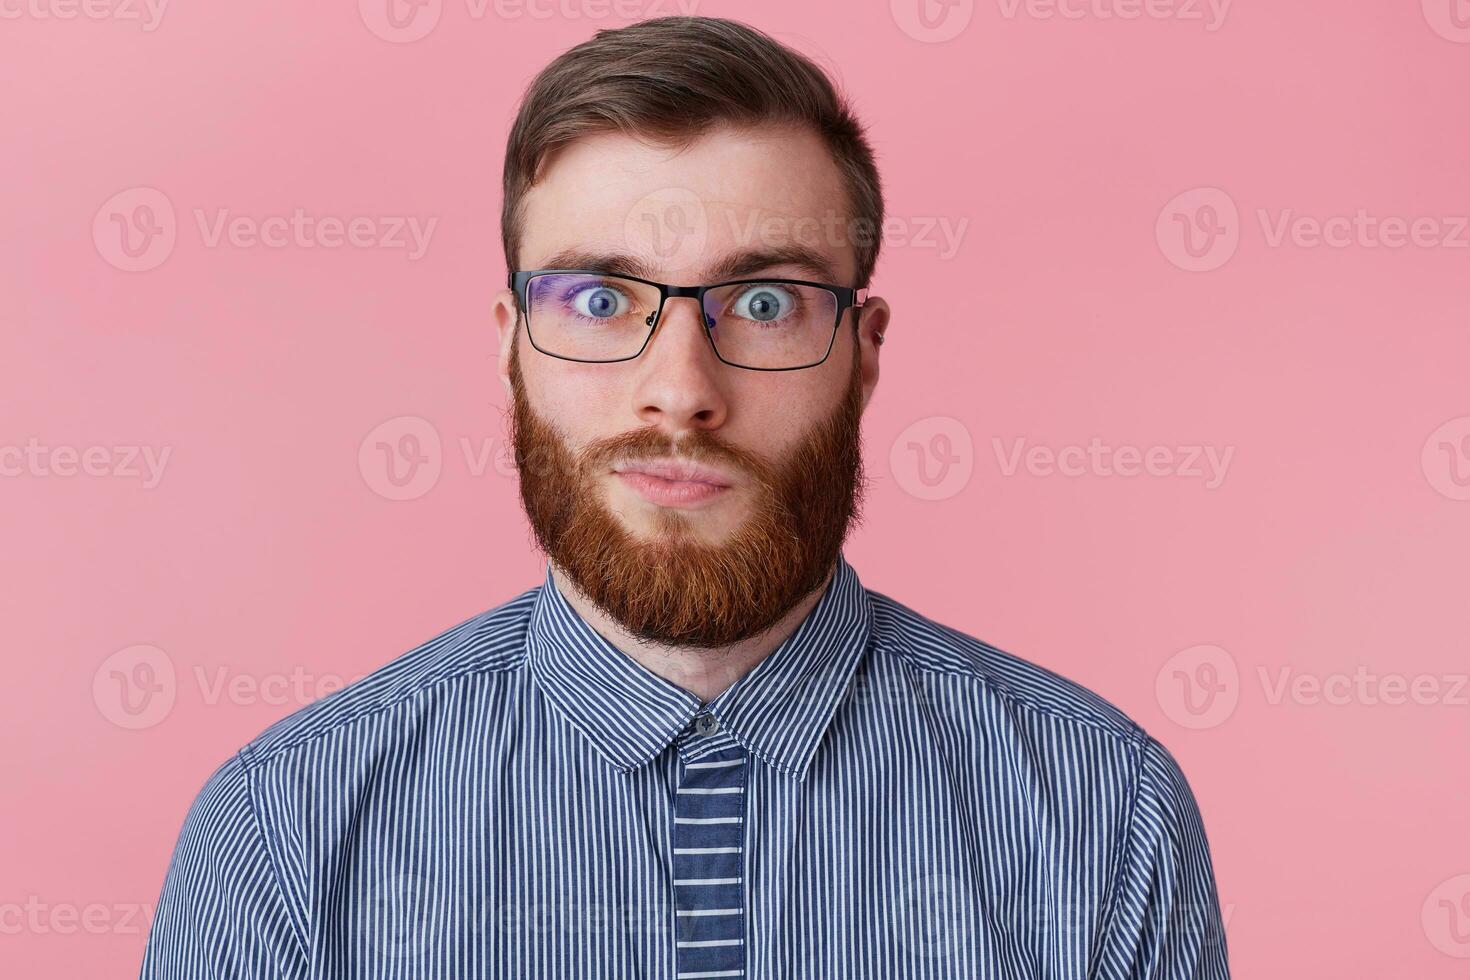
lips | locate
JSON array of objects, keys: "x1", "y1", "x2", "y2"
[{"x1": 613, "y1": 459, "x2": 734, "y2": 487}]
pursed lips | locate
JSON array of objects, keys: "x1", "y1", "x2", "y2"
[
  {"x1": 611, "y1": 458, "x2": 737, "y2": 508},
  {"x1": 612, "y1": 459, "x2": 735, "y2": 487}
]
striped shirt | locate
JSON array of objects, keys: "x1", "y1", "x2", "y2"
[{"x1": 140, "y1": 551, "x2": 1230, "y2": 979}]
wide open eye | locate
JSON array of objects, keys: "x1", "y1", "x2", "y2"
[
  {"x1": 728, "y1": 283, "x2": 799, "y2": 324},
  {"x1": 569, "y1": 282, "x2": 633, "y2": 320}
]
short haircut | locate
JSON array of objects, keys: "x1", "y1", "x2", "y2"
[{"x1": 501, "y1": 16, "x2": 885, "y2": 288}]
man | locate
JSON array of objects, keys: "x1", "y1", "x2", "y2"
[{"x1": 141, "y1": 15, "x2": 1229, "y2": 980}]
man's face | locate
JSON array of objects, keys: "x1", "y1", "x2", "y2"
[{"x1": 492, "y1": 122, "x2": 887, "y2": 649}]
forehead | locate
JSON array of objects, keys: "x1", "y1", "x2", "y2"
[{"x1": 518, "y1": 123, "x2": 855, "y2": 284}]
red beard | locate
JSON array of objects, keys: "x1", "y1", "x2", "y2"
[{"x1": 506, "y1": 331, "x2": 868, "y2": 649}]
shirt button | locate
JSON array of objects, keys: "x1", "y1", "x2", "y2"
[{"x1": 693, "y1": 713, "x2": 720, "y2": 737}]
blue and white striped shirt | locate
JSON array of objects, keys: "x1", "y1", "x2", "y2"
[{"x1": 140, "y1": 551, "x2": 1229, "y2": 979}]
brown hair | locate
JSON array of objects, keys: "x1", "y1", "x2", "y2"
[{"x1": 501, "y1": 16, "x2": 884, "y2": 289}]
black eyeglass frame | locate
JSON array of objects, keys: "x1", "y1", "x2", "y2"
[{"x1": 508, "y1": 268, "x2": 869, "y2": 372}]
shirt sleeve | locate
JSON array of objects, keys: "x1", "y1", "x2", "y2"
[
  {"x1": 1094, "y1": 736, "x2": 1231, "y2": 980},
  {"x1": 139, "y1": 750, "x2": 308, "y2": 980}
]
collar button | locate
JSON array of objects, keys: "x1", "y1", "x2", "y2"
[{"x1": 692, "y1": 712, "x2": 720, "y2": 737}]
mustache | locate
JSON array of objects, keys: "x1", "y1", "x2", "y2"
[{"x1": 575, "y1": 424, "x2": 775, "y2": 486}]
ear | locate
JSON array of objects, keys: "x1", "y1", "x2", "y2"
[
  {"x1": 492, "y1": 287, "x2": 519, "y2": 401},
  {"x1": 855, "y1": 296, "x2": 890, "y2": 413}
]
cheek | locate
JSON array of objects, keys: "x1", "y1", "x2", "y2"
[
  {"x1": 530, "y1": 366, "x2": 628, "y2": 444},
  {"x1": 731, "y1": 377, "x2": 835, "y2": 455}
]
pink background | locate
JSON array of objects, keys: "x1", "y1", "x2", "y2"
[{"x1": 4, "y1": 1, "x2": 1469, "y2": 976}]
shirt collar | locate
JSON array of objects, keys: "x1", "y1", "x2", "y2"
[{"x1": 525, "y1": 551, "x2": 873, "y2": 782}]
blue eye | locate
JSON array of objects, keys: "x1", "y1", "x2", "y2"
[
  {"x1": 731, "y1": 285, "x2": 797, "y2": 323},
  {"x1": 572, "y1": 285, "x2": 630, "y2": 319}
]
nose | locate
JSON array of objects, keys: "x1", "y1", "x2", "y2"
[{"x1": 630, "y1": 295, "x2": 728, "y2": 433}]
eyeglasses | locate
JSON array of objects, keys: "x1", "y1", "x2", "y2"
[{"x1": 508, "y1": 268, "x2": 868, "y2": 371}]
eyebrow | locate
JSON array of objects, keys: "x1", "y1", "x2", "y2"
[{"x1": 534, "y1": 245, "x2": 843, "y2": 286}]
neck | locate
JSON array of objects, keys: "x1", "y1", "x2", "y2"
[{"x1": 548, "y1": 558, "x2": 837, "y2": 705}]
